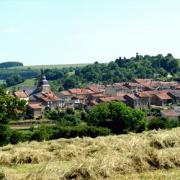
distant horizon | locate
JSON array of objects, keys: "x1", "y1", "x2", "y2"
[
  {"x1": 0, "y1": 52, "x2": 179, "y2": 66},
  {"x1": 1, "y1": 0, "x2": 180, "y2": 65}
]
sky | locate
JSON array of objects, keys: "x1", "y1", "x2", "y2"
[{"x1": 0, "y1": 0, "x2": 180, "y2": 65}]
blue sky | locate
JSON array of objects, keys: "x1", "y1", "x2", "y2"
[{"x1": 0, "y1": 0, "x2": 180, "y2": 65}]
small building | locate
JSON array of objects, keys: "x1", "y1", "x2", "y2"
[
  {"x1": 135, "y1": 91, "x2": 151, "y2": 108},
  {"x1": 161, "y1": 109, "x2": 179, "y2": 120},
  {"x1": 124, "y1": 94, "x2": 140, "y2": 108},
  {"x1": 105, "y1": 83, "x2": 130, "y2": 96},
  {"x1": 13, "y1": 90, "x2": 29, "y2": 102},
  {"x1": 27, "y1": 103, "x2": 42, "y2": 119},
  {"x1": 168, "y1": 90, "x2": 180, "y2": 104},
  {"x1": 97, "y1": 96, "x2": 125, "y2": 104},
  {"x1": 151, "y1": 92, "x2": 172, "y2": 106},
  {"x1": 124, "y1": 82, "x2": 143, "y2": 93}
]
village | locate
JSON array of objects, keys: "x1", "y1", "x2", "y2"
[{"x1": 12, "y1": 71, "x2": 180, "y2": 121}]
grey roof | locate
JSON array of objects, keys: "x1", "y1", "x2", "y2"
[{"x1": 169, "y1": 90, "x2": 180, "y2": 98}]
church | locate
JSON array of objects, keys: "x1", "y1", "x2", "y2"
[{"x1": 13, "y1": 70, "x2": 61, "y2": 119}]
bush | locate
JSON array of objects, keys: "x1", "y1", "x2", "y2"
[
  {"x1": 10, "y1": 130, "x2": 22, "y2": 144},
  {"x1": 148, "y1": 117, "x2": 171, "y2": 130},
  {"x1": 87, "y1": 101, "x2": 146, "y2": 134},
  {"x1": 50, "y1": 125, "x2": 111, "y2": 139},
  {"x1": 31, "y1": 125, "x2": 54, "y2": 141},
  {"x1": 0, "y1": 124, "x2": 11, "y2": 146}
]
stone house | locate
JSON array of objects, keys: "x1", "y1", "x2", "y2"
[
  {"x1": 13, "y1": 90, "x2": 29, "y2": 102},
  {"x1": 151, "y1": 92, "x2": 172, "y2": 106},
  {"x1": 105, "y1": 83, "x2": 130, "y2": 96},
  {"x1": 124, "y1": 94, "x2": 141, "y2": 108},
  {"x1": 27, "y1": 103, "x2": 42, "y2": 119},
  {"x1": 124, "y1": 82, "x2": 143, "y2": 93},
  {"x1": 168, "y1": 90, "x2": 180, "y2": 104}
]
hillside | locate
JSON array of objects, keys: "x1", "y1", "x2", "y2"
[
  {"x1": 9, "y1": 63, "x2": 89, "y2": 70},
  {"x1": 1, "y1": 128, "x2": 180, "y2": 179}
]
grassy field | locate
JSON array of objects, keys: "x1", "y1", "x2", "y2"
[
  {"x1": 1, "y1": 127, "x2": 180, "y2": 179},
  {"x1": 0, "y1": 80, "x2": 4, "y2": 84},
  {"x1": 7, "y1": 78, "x2": 36, "y2": 90},
  {"x1": 9, "y1": 63, "x2": 89, "y2": 70}
]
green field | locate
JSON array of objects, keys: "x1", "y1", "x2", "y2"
[
  {"x1": 8, "y1": 78, "x2": 36, "y2": 90},
  {"x1": 9, "y1": 63, "x2": 89, "y2": 70},
  {"x1": 0, "y1": 80, "x2": 4, "y2": 84}
]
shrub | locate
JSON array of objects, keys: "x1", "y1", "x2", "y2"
[
  {"x1": 148, "y1": 117, "x2": 171, "y2": 130},
  {"x1": 87, "y1": 101, "x2": 146, "y2": 134}
]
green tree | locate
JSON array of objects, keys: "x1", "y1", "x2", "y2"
[
  {"x1": 87, "y1": 101, "x2": 146, "y2": 134},
  {"x1": 0, "y1": 86, "x2": 26, "y2": 146}
]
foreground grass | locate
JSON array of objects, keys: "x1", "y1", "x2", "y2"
[{"x1": 1, "y1": 128, "x2": 180, "y2": 179}]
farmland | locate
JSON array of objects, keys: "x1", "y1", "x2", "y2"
[
  {"x1": 9, "y1": 63, "x2": 89, "y2": 70},
  {"x1": 1, "y1": 127, "x2": 180, "y2": 179}
]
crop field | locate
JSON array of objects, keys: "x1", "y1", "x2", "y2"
[
  {"x1": 1, "y1": 127, "x2": 180, "y2": 179},
  {"x1": 9, "y1": 63, "x2": 89, "y2": 70}
]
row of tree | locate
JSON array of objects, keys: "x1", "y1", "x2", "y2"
[
  {"x1": 45, "y1": 53, "x2": 180, "y2": 90},
  {"x1": 0, "y1": 61, "x2": 23, "y2": 68},
  {"x1": 1, "y1": 54, "x2": 179, "y2": 89}
]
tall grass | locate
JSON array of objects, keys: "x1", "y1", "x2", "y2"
[{"x1": 1, "y1": 128, "x2": 180, "y2": 179}]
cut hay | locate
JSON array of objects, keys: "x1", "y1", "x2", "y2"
[{"x1": 1, "y1": 128, "x2": 180, "y2": 179}]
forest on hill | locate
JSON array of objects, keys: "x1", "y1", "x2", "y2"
[
  {"x1": 0, "y1": 61, "x2": 23, "y2": 68},
  {"x1": 45, "y1": 53, "x2": 180, "y2": 90},
  {"x1": 1, "y1": 53, "x2": 180, "y2": 89}
]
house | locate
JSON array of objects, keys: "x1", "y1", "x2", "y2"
[
  {"x1": 135, "y1": 91, "x2": 151, "y2": 108},
  {"x1": 161, "y1": 109, "x2": 179, "y2": 120},
  {"x1": 13, "y1": 90, "x2": 29, "y2": 102},
  {"x1": 86, "y1": 84, "x2": 105, "y2": 94},
  {"x1": 28, "y1": 71, "x2": 61, "y2": 111},
  {"x1": 168, "y1": 90, "x2": 180, "y2": 104},
  {"x1": 124, "y1": 82, "x2": 143, "y2": 93},
  {"x1": 124, "y1": 94, "x2": 141, "y2": 108},
  {"x1": 97, "y1": 96, "x2": 125, "y2": 103},
  {"x1": 105, "y1": 83, "x2": 130, "y2": 96},
  {"x1": 151, "y1": 92, "x2": 172, "y2": 106},
  {"x1": 135, "y1": 79, "x2": 177, "y2": 90},
  {"x1": 33, "y1": 91, "x2": 61, "y2": 110},
  {"x1": 27, "y1": 103, "x2": 42, "y2": 119}
]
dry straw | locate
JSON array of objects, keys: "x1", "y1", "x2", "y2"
[{"x1": 0, "y1": 128, "x2": 180, "y2": 179}]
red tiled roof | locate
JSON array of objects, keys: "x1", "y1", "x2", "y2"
[
  {"x1": 14, "y1": 91, "x2": 28, "y2": 98},
  {"x1": 99, "y1": 96, "x2": 125, "y2": 102},
  {"x1": 60, "y1": 90, "x2": 71, "y2": 96},
  {"x1": 35, "y1": 91, "x2": 59, "y2": 102},
  {"x1": 155, "y1": 93, "x2": 172, "y2": 100},
  {"x1": 125, "y1": 94, "x2": 139, "y2": 100},
  {"x1": 124, "y1": 82, "x2": 142, "y2": 89},
  {"x1": 28, "y1": 103, "x2": 42, "y2": 109},
  {"x1": 161, "y1": 110, "x2": 179, "y2": 117},
  {"x1": 87, "y1": 85, "x2": 105, "y2": 93},
  {"x1": 135, "y1": 79, "x2": 177, "y2": 88},
  {"x1": 68, "y1": 88, "x2": 94, "y2": 95},
  {"x1": 176, "y1": 85, "x2": 180, "y2": 90},
  {"x1": 90, "y1": 93, "x2": 105, "y2": 98}
]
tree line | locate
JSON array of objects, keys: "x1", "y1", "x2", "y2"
[
  {"x1": 45, "y1": 53, "x2": 180, "y2": 90},
  {"x1": 1, "y1": 53, "x2": 179, "y2": 89},
  {"x1": 0, "y1": 61, "x2": 23, "y2": 68}
]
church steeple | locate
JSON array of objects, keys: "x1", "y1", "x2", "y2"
[{"x1": 34, "y1": 69, "x2": 50, "y2": 93}]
